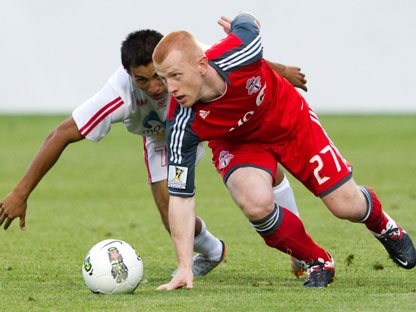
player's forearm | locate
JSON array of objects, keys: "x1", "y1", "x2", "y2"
[
  {"x1": 265, "y1": 60, "x2": 287, "y2": 76},
  {"x1": 13, "y1": 120, "x2": 83, "y2": 199},
  {"x1": 12, "y1": 135, "x2": 69, "y2": 199},
  {"x1": 169, "y1": 196, "x2": 196, "y2": 271}
]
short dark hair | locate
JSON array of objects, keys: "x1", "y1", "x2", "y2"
[{"x1": 121, "y1": 29, "x2": 163, "y2": 72}]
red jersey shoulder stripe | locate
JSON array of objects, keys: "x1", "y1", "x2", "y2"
[
  {"x1": 216, "y1": 34, "x2": 261, "y2": 72},
  {"x1": 79, "y1": 97, "x2": 124, "y2": 136}
]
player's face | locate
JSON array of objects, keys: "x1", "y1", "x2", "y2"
[
  {"x1": 129, "y1": 63, "x2": 167, "y2": 100},
  {"x1": 154, "y1": 50, "x2": 203, "y2": 108}
]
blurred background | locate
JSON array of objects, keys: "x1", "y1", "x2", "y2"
[{"x1": 1, "y1": 0, "x2": 415, "y2": 114}]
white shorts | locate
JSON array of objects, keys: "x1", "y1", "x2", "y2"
[{"x1": 143, "y1": 135, "x2": 205, "y2": 184}]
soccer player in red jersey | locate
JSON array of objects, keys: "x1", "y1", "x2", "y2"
[{"x1": 153, "y1": 13, "x2": 416, "y2": 289}]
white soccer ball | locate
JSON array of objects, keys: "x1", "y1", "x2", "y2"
[{"x1": 82, "y1": 239, "x2": 143, "y2": 294}]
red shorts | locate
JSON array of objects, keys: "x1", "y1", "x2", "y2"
[{"x1": 209, "y1": 106, "x2": 352, "y2": 197}]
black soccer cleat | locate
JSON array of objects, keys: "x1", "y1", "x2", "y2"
[
  {"x1": 303, "y1": 253, "x2": 335, "y2": 288},
  {"x1": 376, "y1": 226, "x2": 416, "y2": 269}
]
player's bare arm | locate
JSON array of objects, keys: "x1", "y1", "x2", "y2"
[
  {"x1": 157, "y1": 196, "x2": 196, "y2": 290},
  {"x1": 0, "y1": 117, "x2": 84, "y2": 230}
]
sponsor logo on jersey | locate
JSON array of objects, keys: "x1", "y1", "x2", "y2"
[
  {"x1": 218, "y1": 150, "x2": 234, "y2": 169},
  {"x1": 168, "y1": 165, "x2": 188, "y2": 189},
  {"x1": 199, "y1": 110, "x2": 210, "y2": 119},
  {"x1": 246, "y1": 76, "x2": 261, "y2": 95},
  {"x1": 143, "y1": 111, "x2": 166, "y2": 135},
  {"x1": 256, "y1": 83, "x2": 266, "y2": 106},
  {"x1": 228, "y1": 111, "x2": 254, "y2": 132},
  {"x1": 136, "y1": 99, "x2": 148, "y2": 106},
  {"x1": 229, "y1": 83, "x2": 266, "y2": 132}
]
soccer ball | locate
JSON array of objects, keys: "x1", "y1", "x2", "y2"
[{"x1": 82, "y1": 239, "x2": 143, "y2": 294}]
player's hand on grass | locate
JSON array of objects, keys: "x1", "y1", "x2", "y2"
[
  {"x1": 0, "y1": 192, "x2": 27, "y2": 230},
  {"x1": 157, "y1": 269, "x2": 193, "y2": 290}
]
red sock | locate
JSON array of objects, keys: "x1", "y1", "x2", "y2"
[
  {"x1": 360, "y1": 186, "x2": 389, "y2": 234},
  {"x1": 261, "y1": 208, "x2": 330, "y2": 263}
]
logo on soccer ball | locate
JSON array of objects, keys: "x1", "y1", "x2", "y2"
[
  {"x1": 107, "y1": 247, "x2": 129, "y2": 283},
  {"x1": 83, "y1": 256, "x2": 93, "y2": 275}
]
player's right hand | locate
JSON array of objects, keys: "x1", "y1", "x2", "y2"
[
  {"x1": 0, "y1": 192, "x2": 27, "y2": 230},
  {"x1": 156, "y1": 268, "x2": 193, "y2": 290}
]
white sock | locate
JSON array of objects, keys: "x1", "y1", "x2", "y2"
[
  {"x1": 193, "y1": 217, "x2": 223, "y2": 261},
  {"x1": 273, "y1": 173, "x2": 300, "y2": 217}
]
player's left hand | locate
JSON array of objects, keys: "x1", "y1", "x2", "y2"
[
  {"x1": 218, "y1": 16, "x2": 308, "y2": 92},
  {"x1": 157, "y1": 269, "x2": 193, "y2": 290},
  {"x1": 217, "y1": 16, "x2": 232, "y2": 34},
  {"x1": 281, "y1": 66, "x2": 308, "y2": 92}
]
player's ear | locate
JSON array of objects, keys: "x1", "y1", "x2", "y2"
[{"x1": 198, "y1": 55, "x2": 209, "y2": 74}]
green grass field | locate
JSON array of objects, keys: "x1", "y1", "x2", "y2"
[{"x1": 0, "y1": 114, "x2": 415, "y2": 311}]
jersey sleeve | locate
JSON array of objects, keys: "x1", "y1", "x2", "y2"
[
  {"x1": 72, "y1": 67, "x2": 132, "y2": 142},
  {"x1": 206, "y1": 13, "x2": 263, "y2": 78},
  {"x1": 229, "y1": 13, "x2": 261, "y2": 40},
  {"x1": 166, "y1": 105, "x2": 200, "y2": 197}
]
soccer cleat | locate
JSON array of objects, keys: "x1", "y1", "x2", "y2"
[
  {"x1": 172, "y1": 240, "x2": 227, "y2": 277},
  {"x1": 192, "y1": 240, "x2": 227, "y2": 276},
  {"x1": 291, "y1": 257, "x2": 307, "y2": 278},
  {"x1": 303, "y1": 253, "x2": 335, "y2": 288},
  {"x1": 375, "y1": 224, "x2": 416, "y2": 269}
]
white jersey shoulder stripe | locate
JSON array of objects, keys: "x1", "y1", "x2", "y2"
[{"x1": 79, "y1": 96, "x2": 124, "y2": 136}]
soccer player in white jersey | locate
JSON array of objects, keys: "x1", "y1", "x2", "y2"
[{"x1": 0, "y1": 28, "x2": 308, "y2": 276}]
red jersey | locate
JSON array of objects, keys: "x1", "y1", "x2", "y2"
[{"x1": 166, "y1": 14, "x2": 352, "y2": 197}]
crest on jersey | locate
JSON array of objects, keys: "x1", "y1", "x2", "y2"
[
  {"x1": 246, "y1": 76, "x2": 261, "y2": 95},
  {"x1": 168, "y1": 165, "x2": 188, "y2": 189}
]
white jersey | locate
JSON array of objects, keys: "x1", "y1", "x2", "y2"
[
  {"x1": 72, "y1": 66, "x2": 169, "y2": 142},
  {"x1": 72, "y1": 66, "x2": 204, "y2": 183}
]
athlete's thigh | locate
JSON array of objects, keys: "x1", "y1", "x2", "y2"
[
  {"x1": 277, "y1": 109, "x2": 352, "y2": 197},
  {"x1": 226, "y1": 166, "x2": 275, "y2": 219}
]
